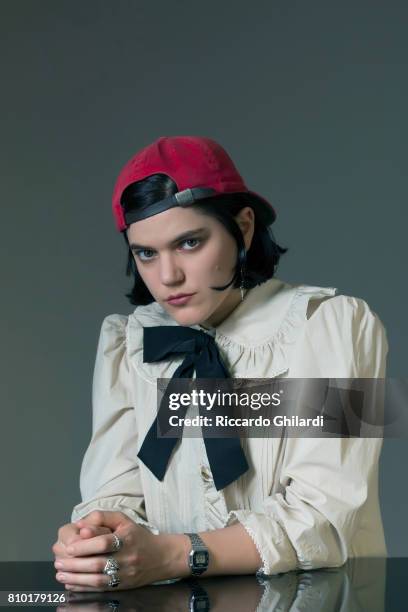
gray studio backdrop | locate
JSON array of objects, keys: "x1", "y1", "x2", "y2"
[{"x1": 1, "y1": 1, "x2": 406, "y2": 560}]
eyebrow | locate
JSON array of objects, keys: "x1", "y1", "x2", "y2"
[{"x1": 129, "y1": 228, "x2": 208, "y2": 251}]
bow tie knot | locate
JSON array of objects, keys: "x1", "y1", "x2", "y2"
[
  {"x1": 195, "y1": 333, "x2": 211, "y2": 354},
  {"x1": 143, "y1": 326, "x2": 229, "y2": 379}
]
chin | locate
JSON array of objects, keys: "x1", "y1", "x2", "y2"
[{"x1": 168, "y1": 308, "x2": 208, "y2": 327}]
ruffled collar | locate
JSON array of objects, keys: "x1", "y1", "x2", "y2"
[
  {"x1": 127, "y1": 277, "x2": 338, "y2": 381},
  {"x1": 131, "y1": 276, "x2": 337, "y2": 347},
  {"x1": 154, "y1": 277, "x2": 299, "y2": 343}
]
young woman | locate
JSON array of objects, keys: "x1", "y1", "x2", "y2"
[{"x1": 53, "y1": 136, "x2": 388, "y2": 592}]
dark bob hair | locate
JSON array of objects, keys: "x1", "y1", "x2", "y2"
[{"x1": 120, "y1": 173, "x2": 288, "y2": 306}]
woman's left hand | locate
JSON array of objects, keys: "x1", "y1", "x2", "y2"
[{"x1": 54, "y1": 510, "x2": 185, "y2": 591}]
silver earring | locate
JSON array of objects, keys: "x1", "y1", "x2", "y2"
[{"x1": 240, "y1": 266, "x2": 245, "y2": 301}]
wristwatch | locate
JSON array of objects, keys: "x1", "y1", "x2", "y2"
[{"x1": 184, "y1": 532, "x2": 210, "y2": 576}]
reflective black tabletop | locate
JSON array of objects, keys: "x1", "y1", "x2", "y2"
[{"x1": 0, "y1": 558, "x2": 405, "y2": 611}]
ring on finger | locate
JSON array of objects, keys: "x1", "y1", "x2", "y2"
[
  {"x1": 107, "y1": 572, "x2": 120, "y2": 588},
  {"x1": 103, "y1": 557, "x2": 120, "y2": 575},
  {"x1": 112, "y1": 534, "x2": 122, "y2": 551}
]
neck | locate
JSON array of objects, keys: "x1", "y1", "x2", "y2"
[{"x1": 200, "y1": 288, "x2": 248, "y2": 329}]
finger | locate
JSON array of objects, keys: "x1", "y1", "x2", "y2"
[
  {"x1": 53, "y1": 541, "x2": 75, "y2": 559},
  {"x1": 52, "y1": 536, "x2": 90, "y2": 559},
  {"x1": 53, "y1": 530, "x2": 80, "y2": 556},
  {"x1": 54, "y1": 541, "x2": 82, "y2": 560},
  {"x1": 54, "y1": 525, "x2": 112, "y2": 557},
  {"x1": 65, "y1": 533, "x2": 120, "y2": 558},
  {"x1": 52, "y1": 541, "x2": 65, "y2": 557},
  {"x1": 75, "y1": 518, "x2": 104, "y2": 529},
  {"x1": 56, "y1": 571, "x2": 113, "y2": 591},
  {"x1": 54, "y1": 553, "x2": 113, "y2": 575},
  {"x1": 77, "y1": 511, "x2": 127, "y2": 531},
  {"x1": 58, "y1": 529, "x2": 83, "y2": 551},
  {"x1": 75, "y1": 511, "x2": 106, "y2": 527},
  {"x1": 78, "y1": 525, "x2": 112, "y2": 538}
]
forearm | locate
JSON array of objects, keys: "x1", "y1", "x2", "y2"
[
  {"x1": 200, "y1": 523, "x2": 262, "y2": 576},
  {"x1": 159, "y1": 523, "x2": 262, "y2": 580}
]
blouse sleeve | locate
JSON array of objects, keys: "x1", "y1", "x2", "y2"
[
  {"x1": 224, "y1": 295, "x2": 388, "y2": 575},
  {"x1": 70, "y1": 314, "x2": 159, "y2": 535}
]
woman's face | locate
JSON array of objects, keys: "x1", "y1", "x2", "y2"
[{"x1": 126, "y1": 206, "x2": 254, "y2": 328}]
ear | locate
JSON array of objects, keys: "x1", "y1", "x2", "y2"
[{"x1": 234, "y1": 206, "x2": 255, "y2": 251}]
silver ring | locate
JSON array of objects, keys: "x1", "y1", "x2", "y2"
[
  {"x1": 112, "y1": 534, "x2": 123, "y2": 551},
  {"x1": 107, "y1": 572, "x2": 120, "y2": 588},
  {"x1": 103, "y1": 557, "x2": 120, "y2": 575}
]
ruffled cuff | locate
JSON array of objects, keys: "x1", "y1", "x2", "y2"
[{"x1": 223, "y1": 509, "x2": 298, "y2": 577}]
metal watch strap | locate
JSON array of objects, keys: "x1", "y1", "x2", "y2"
[{"x1": 185, "y1": 533, "x2": 207, "y2": 549}]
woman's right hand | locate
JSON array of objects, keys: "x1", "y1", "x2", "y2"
[{"x1": 52, "y1": 520, "x2": 113, "y2": 561}]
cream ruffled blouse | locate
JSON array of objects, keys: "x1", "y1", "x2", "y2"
[{"x1": 71, "y1": 276, "x2": 388, "y2": 575}]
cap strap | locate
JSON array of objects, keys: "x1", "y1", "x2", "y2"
[{"x1": 124, "y1": 187, "x2": 217, "y2": 225}]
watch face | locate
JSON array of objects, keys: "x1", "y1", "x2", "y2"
[{"x1": 193, "y1": 550, "x2": 209, "y2": 567}]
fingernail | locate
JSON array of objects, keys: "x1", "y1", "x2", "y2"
[
  {"x1": 57, "y1": 573, "x2": 66, "y2": 581},
  {"x1": 66, "y1": 547, "x2": 74, "y2": 554},
  {"x1": 55, "y1": 561, "x2": 63, "y2": 569}
]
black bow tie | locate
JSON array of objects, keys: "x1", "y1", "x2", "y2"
[{"x1": 137, "y1": 326, "x2": 249, "y2": 490}]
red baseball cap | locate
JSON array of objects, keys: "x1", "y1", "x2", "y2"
[{"x1": 112, "y1": 136, "x2": 277, "y2": 231}]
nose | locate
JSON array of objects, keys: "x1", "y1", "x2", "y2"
[{"x1": 159, "y1": 253, "x2": 185, "y2": 285}]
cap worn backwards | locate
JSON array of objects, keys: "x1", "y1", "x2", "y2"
[{"x1": 111, "y1": 135, "x2": 277, "y2": 231}]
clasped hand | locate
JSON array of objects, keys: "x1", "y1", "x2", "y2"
[{"x1": 52, "y1": 510, "x2": 171, "y2": 591}]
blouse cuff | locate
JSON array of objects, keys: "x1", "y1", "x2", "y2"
[
  {"x1": 71, "y1": 499, "x2": 160, "y2": 535},
  {"x1": 223, "y1": 509, "x2": 298, "y2": 576}
]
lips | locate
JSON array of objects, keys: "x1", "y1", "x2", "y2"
[
  {"x1": 166, "y1": 293, "x2": 196, "y2": 305},
  {"x1": 166, "y1": 293, "x2": 195, "y2": 301}
]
